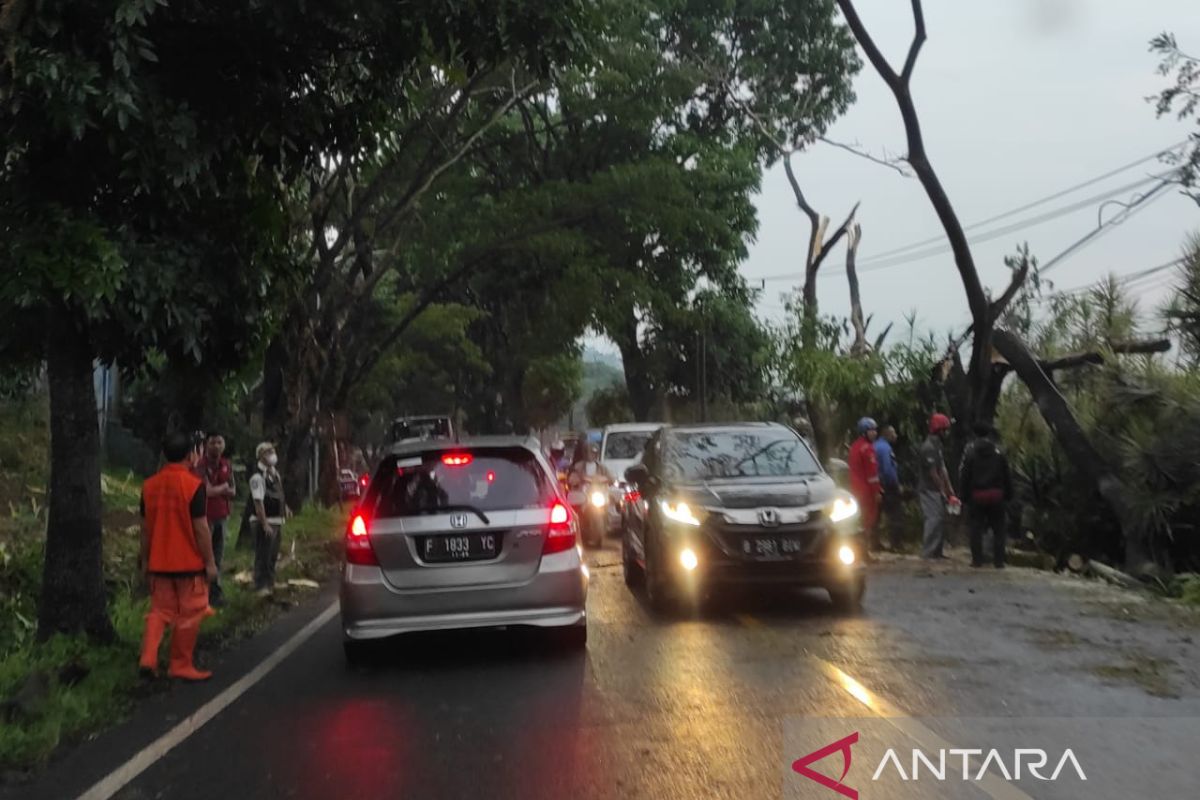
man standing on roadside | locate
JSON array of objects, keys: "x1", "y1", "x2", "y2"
[
  {"x1": 959, "y1": 423, "x2": 1014, "y2": 569},
  {"x1": 919, "y1": 413, "x2": 958, "y2": 560},
  {"x1": 246, "y1": 442, "x2": 289, "y2": 596},
  {"x1": 201, "y1": 432, "x2": 235, "y2": 606},
  {"x1": 874, "y1": 425, "x2": 904, "y2": 551},
  {"x1": 139, "y1": 431, "x2": 218, "y2": 681},
  {"x1": 848, "y1": 417, "x2": 883, "y2": 551}
]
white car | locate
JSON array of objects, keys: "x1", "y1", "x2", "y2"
[{"x1": 600, "y1": 423, "x2": 663, "y2": 533}]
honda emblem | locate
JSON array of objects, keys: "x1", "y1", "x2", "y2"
[
  {"x1": 758, "y1": 508, "x2": 781, "y2": 527},
  {"x1": 450, "y1": 513, "x2": 469, "y2": 529}
]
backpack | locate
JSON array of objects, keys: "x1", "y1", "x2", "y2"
[{"x1": 968, "y1": 442, "x2": 1007, "y2": 505}]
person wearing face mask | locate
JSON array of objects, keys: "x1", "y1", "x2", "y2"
[
  {"x1": 245, "y1": 442, "x2": 291, "y2": 596},
  {"x1": 200, "y1": 432, "x2": 235, "y2": 606}
]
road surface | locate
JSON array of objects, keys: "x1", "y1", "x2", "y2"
[{"x1": 12, "y1": 542, "x2": 1200, "y2": 799}]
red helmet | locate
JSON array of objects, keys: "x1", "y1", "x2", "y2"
[{"x1": 929, "y1": 413, "x2": 952, "y2": 434}]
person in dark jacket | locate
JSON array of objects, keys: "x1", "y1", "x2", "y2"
[{"x1": 959, "y1": 423, "x2": 1014, "y2": 568}]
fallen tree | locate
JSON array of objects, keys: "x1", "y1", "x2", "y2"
[{"x1": 835, "y1": 0, "x2": 1166, "y2": 575}]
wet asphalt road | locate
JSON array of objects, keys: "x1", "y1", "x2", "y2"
[{"x1": 18, "y1": 540, "x2": 1200, "y2": 799}]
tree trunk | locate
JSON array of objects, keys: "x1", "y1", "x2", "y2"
[
  {"x1": 615, "y1": 314, "x2": 656, "y2": 422},
  {"x1": 805, "y1": 395, "x2": 835, "y2": 464},
  {"x1": 262, "y1": 331, "x2": 315, "y2": 510},
  {"x1": 38, "y1": 304, "x2": 114, "y2": 642},
  {"x1": 991, "y1": 329, "x2": 1153, "y2": 575},
  {"x1": 845, "y1": 222, "x2": 867, "y2": 355}
]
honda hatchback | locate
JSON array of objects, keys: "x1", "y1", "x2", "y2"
[{"x1": 339, "y1": 437, "x2": 588, "y2": 663}]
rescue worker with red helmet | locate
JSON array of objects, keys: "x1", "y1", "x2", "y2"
[
  {"x1": 138, "y1": 431, "x2": 218, "y2": 681},
  {"x1": 847, "y1": 417, "x2": 883, "y2": 550},
  {"x1": 918, "y1": 413, "x2": 958, "y2": 559}
]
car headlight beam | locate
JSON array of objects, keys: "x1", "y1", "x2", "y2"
[{"x1": 660, "y1": 499, "x2": 702, "y2": 526}]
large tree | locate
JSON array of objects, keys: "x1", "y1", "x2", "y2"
[{"x1": 0, "y1": 0, "x2": 587, "y2": 637}]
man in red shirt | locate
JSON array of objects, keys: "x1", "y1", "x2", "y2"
[
  {"x1": 200, "y1": 432, "x2": 235, "y2": 606},
  {"x1": 848, "y1": 417, "x2": 883, "y2": 550},
  {"x1": 138, "y1": 431, "x2": 218, "y2": 681}
]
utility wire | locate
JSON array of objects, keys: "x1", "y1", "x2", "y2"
[
  {"x1": 853, "y1": 140, "x2": 1188, "y2": 263},
  {"x1": 752, "y1": 172, "x2": 1172, "y2": 284},
  {"x1": 745, "y1": 141, "x2": 1187, "y2": 285}
]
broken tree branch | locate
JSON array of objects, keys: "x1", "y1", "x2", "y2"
[
  {"x1": 819, "y1": 136, "x2": 911, "y2": 177},
  {"x1": 845, "y1": 222, "x2": 868, "y2": 354},
  {"x1": 1040, "y1": 339, "x2": 1171, "y2": 372},
  {"x1": 990, "y1": 256, "x2": 1031, "y2": 321}
]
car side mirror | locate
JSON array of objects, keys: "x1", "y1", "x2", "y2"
[{"x1": 624, "y1": 464, "x2": 649, "y2": 487}]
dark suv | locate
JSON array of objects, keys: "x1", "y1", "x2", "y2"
[{"x1": 621, "y1": 422, "x2": 865, "y2": 613}]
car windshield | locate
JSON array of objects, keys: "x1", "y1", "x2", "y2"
[
  {"x1": 370, "y1": 449, "x2": 551, "y2": 517},
  {"x1": 663, "y1": 429, "x2": 820, "y2": 481},
  {"x1": 604, "y1": 432, "x2": 654, "y2": 460}
]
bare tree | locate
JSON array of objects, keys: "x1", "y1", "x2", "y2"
[{"x1": 835, "y1": 0, "x2": 1160, "y2": 574}]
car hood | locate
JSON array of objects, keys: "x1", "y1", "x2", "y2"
[{"x1": 671, "y1": 475, "x2": 838, "y2": 510}]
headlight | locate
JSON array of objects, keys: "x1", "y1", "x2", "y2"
[
  {"x1": 660, "y1": 499, "x2": 702, "y2": 526},
  {"x1": 829, "y1": 494, "x2": 860, "y2": 523},
  {"x1": 589, "y1": 490, "x2": 607, "y2": 508},
  {"x1": 680, "y1": 547, "x2": 699, "y2": 571},
  {"x1": 838, "y1": 545, "x2": 856, "y2": 565}
]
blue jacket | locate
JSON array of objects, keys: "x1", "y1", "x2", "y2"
[{"x1": 874, "y1": 438, "x2": 900, "y2": 491}]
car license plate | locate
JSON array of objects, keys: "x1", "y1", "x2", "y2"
[
  {"x1": 743, "y1": 536, "x2": 806, "y2": 558},
  {"x1": 421, "y1": 533, "x2": 499, "y2": 563}
]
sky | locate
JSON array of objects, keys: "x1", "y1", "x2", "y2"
[{"x1": 743, "y1": 0, "x2": 1200, "y2": 340}]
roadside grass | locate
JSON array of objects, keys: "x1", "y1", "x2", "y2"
[{"x1": 0, "y1": 458, "x2": 346, "y2": 775}]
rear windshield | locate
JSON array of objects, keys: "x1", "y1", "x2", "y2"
[
  {"x1": 664, "y1": 429, "x2": 821, "y2": 481},
  {"x1": 390, "y1": 417, "x2": 452, "y2": 442},
  {"x1": 370, "y1": 448, "x2": 551, "y2": 518},
  {"x1": 604, "y1": 431, "x2": 654, "y2": 460}
]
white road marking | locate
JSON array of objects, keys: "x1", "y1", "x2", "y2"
[
  {"x1": 78, "y1": 601, "x2": 339, "y2": 800},
  {"x1": 736, "y1": 614, "x2": 1034, "y2": 800}
]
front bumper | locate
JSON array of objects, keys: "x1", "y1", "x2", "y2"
[
  {"x1": 660, "y1": 521, "x2": 865, "y2": 589},
  {"x1": 339, "y1": 551, "x2": 588, "y2": 640}
]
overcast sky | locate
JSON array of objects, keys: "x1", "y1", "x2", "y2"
[{"x1": 744, "y1": 0, "x2": 1200, "y2": 339}]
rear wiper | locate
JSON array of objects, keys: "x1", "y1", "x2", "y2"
[{"x1": 437, "y1": 504, "x2": 491, "y2": 525}]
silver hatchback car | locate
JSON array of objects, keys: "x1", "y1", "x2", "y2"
[{"x1": 339, "y1": 436, "x2": 588, "y2": 663}]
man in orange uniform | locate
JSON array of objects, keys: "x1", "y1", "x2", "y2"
[
  {"x1": 138, "y1": 431, "x2": 219, "y2": 681},
  {"x1": 847, "y1": 417, "x2": 883, "y2": 551}
]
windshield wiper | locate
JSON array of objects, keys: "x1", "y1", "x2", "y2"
[{"x1": 434, "y1": 504, "x2": 491, "y2": 525}]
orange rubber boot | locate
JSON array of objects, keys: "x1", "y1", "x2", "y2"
[
  {"x1": 139, "y1": 613, "x2": 168, "y2": 673},
  {"x1": 167, "y1": 623, "x2": 212, "y2": 681}
]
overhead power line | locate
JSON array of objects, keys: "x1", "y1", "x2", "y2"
[
  {"x1": 745, "y1": 141, "x2": 1188, "y2": 286},
  {"x1": 854, "y1": 140, "x2": 1188, "y2": 263}
]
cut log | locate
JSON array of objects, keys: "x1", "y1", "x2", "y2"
[
  {"x1": 1087, "y1": 560, "x2": 1143, "y2": 590},
  {"x1": 1066, "y1": 553, "x2": 1086, "y2": 573}
]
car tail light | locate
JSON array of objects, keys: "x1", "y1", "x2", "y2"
[
  {"x1": 442, "y1": 453, "x2": 473, "y2": 467},
  {"x1": 359, "y1": 473, "x2": 369, "y2": 487},
  {"x1": 345, "y1": 511, "x2": 379, "y2": 566},
  {"x1": 543, "y1": 501, "x2": 575, "y2": 555},
  {"x1": 624, "y1": 489, "x2": 641, "y2": 504}
]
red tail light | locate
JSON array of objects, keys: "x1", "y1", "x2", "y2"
[
  {"x1": 359, "y1": 474, "x2": 369, "y2": 487},
  {"x1": 624, "y1": 489, "x2": 641, "y2": 504},
  {"x1": 345, "y1": 512, "x2": 379, "y2": 566},
  {"x1": 442, "y1": 453, "x2": 473, "y2": 467},
  {"x1": 543, "y1": 501, "x2": 575, "y2": 555}
]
